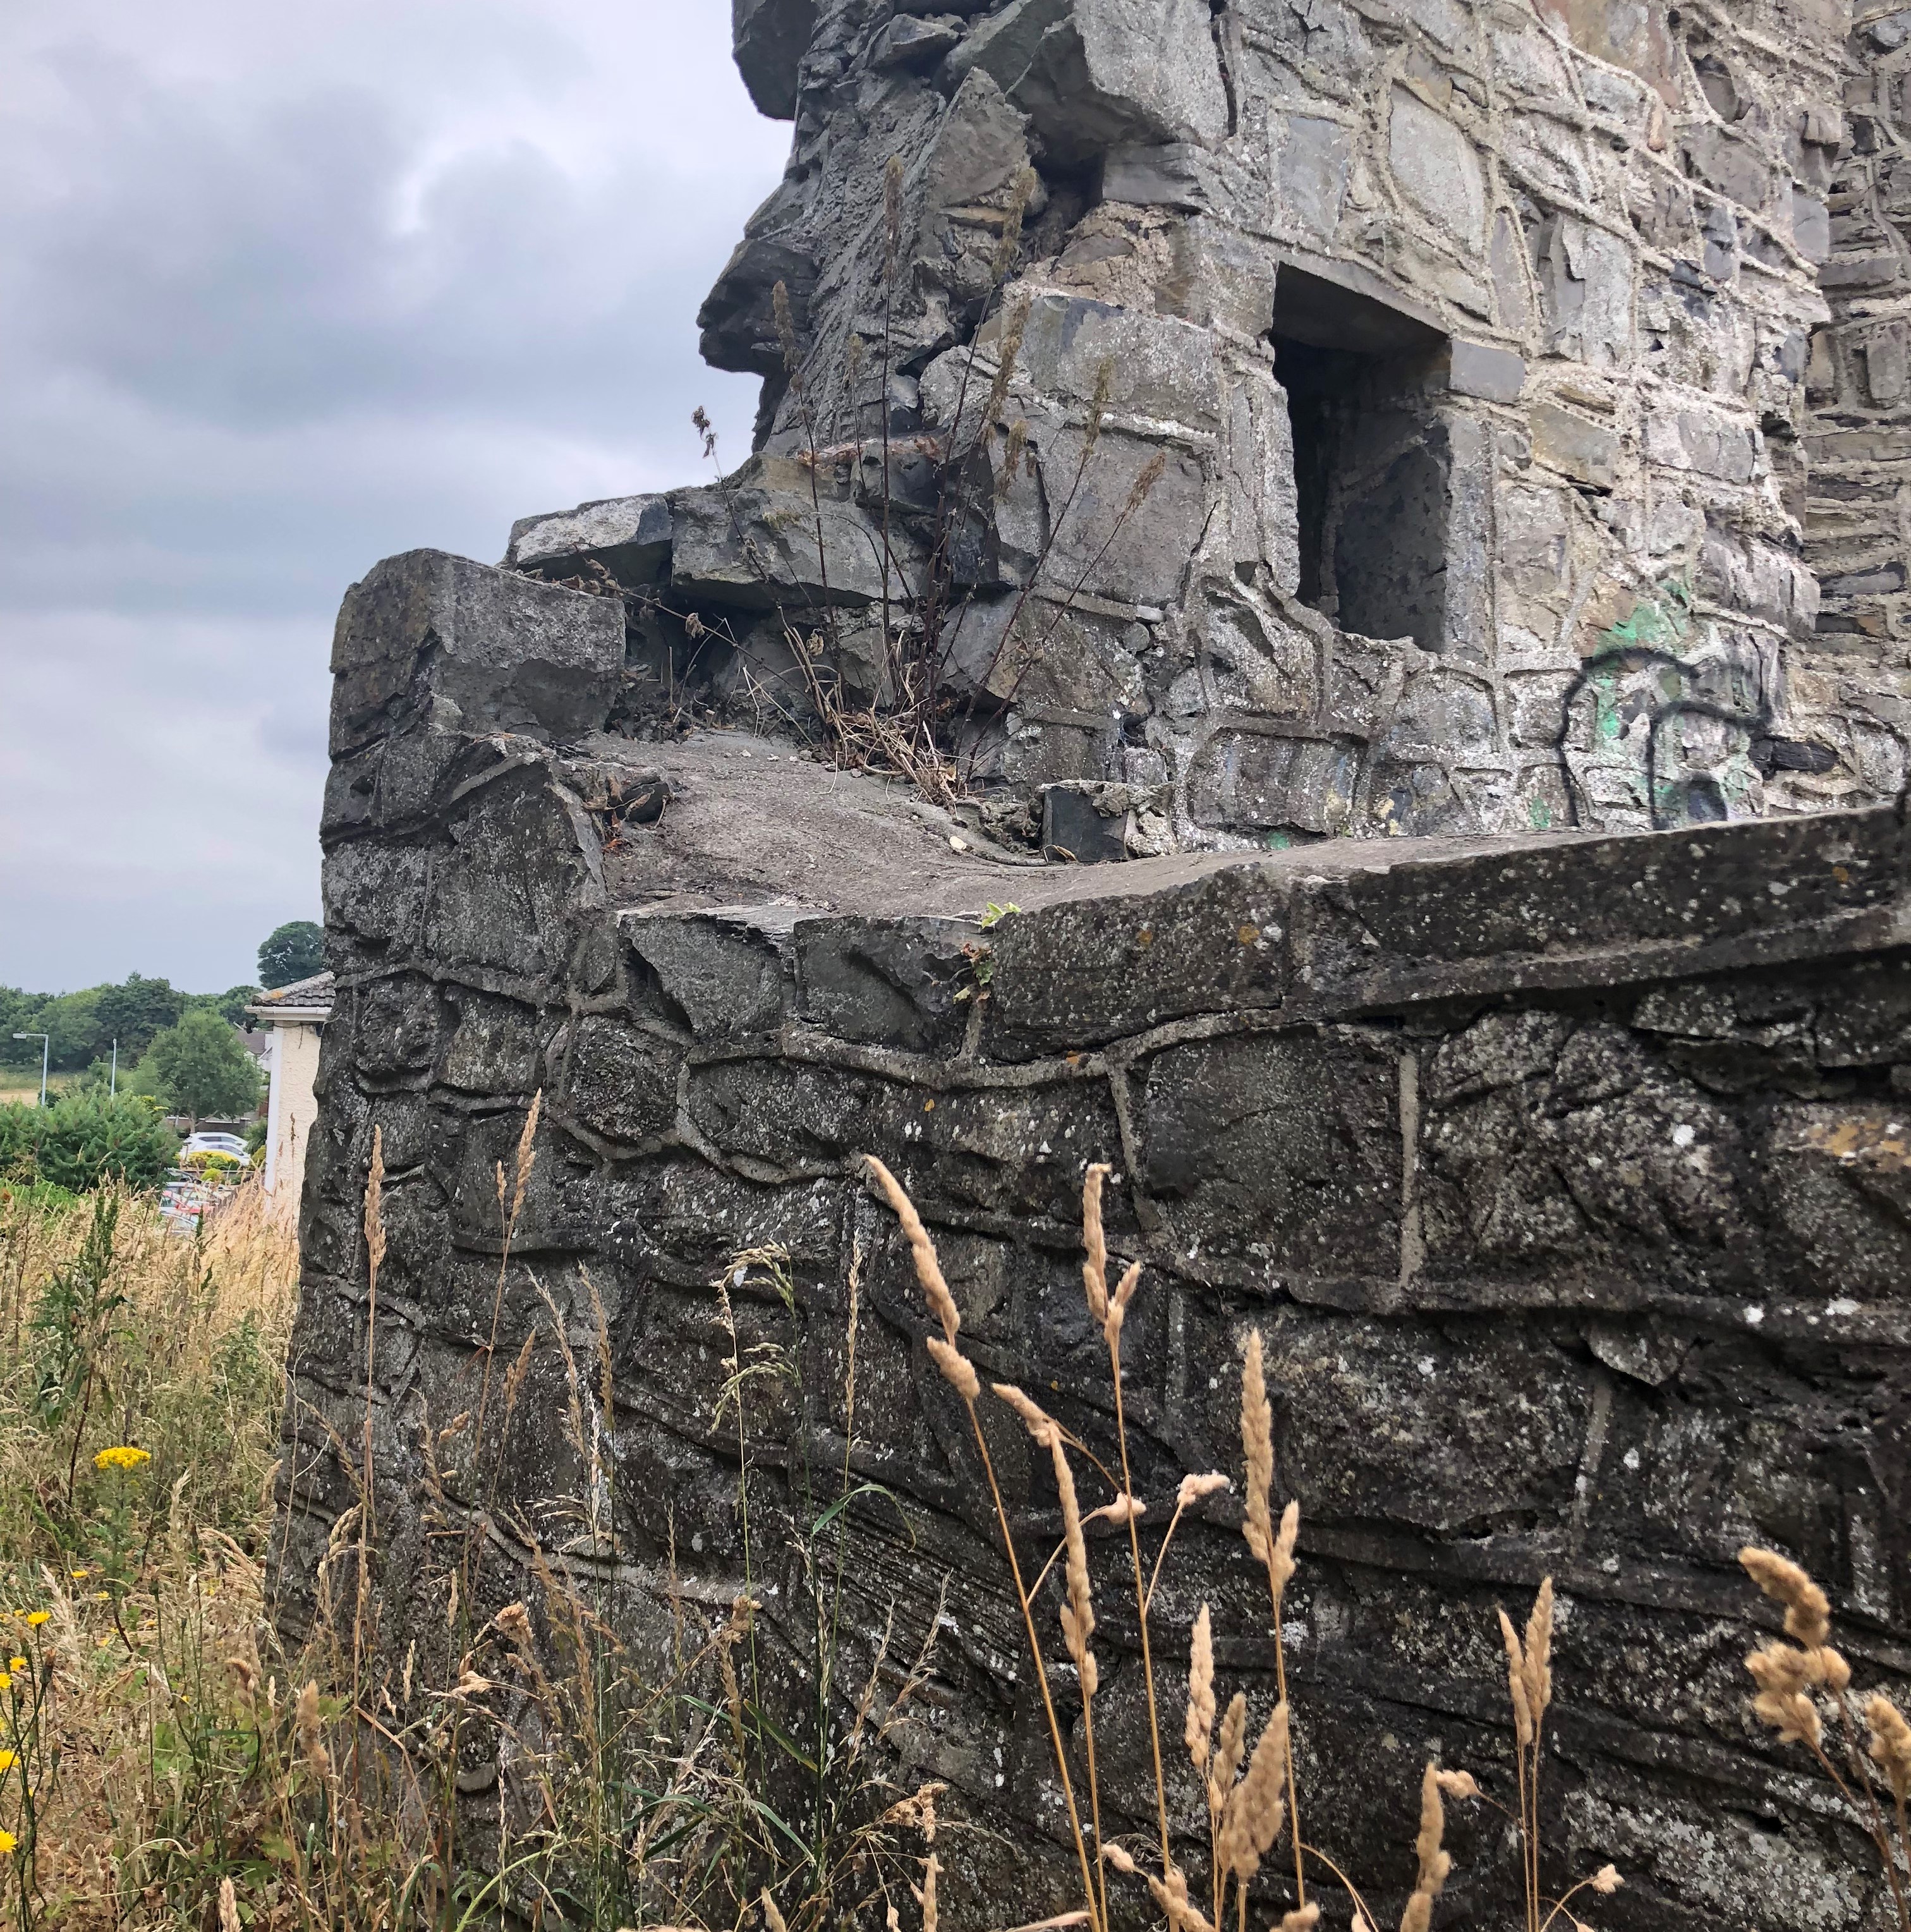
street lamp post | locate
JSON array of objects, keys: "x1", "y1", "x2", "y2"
[{"x1": 11, "y1": 1033, "x2": 51, "y2": 1109}]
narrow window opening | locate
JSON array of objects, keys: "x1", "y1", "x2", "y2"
[{"x1": 1271, "y1": 266, "x2": 1451, "y2": 650}]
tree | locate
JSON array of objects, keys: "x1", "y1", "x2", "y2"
[
  {"x1": 93, "y1": 974, "x2": 187, "y2": 1061},
  {"x1": 0, "y1": 1095, "x2": 176, "y2": 1192},
  {"x1": 0, "y1": 989, "x2": 33, "y2": 1069},
  {"x1": 214, "y1": 985, "x2": 264, "y2": 1028},
  {"x1": 129, "y1": 1011, "x2": 261, "y2": 1127},
  {"x1": 35, "y1": 988, "x2": 106, "y2": 1071},
  {"x1": 258, "y1": 922, "x2": 324, "y2": 990}
]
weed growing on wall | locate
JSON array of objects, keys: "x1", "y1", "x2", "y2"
[{"x1": 669, "y1": 157, "x2": 1165, "y2": 812}]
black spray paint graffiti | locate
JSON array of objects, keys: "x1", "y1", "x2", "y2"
[
  {"x1": 1551, "y1": 645, "x2": 1908, "y2": 830},
  {"x1": 1551, "y1": 643, "x2": 1775, "y2": 831}
]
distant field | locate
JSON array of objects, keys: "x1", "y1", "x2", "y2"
[{"x1": 0, "y1": 1068, "x2": 78, "y2": 1102}]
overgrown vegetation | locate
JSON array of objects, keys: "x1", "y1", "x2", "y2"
[{"x1": 0, "y1": 1149, "x2": 1898, "y2": 1931}]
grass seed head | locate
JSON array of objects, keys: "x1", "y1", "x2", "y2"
[
  {"x1": 990, "y1": 163, "x2": 1036, "y2": 281},
  {"x1": 1271, "y1": 1499, "x2": 1300, "y2": 1603},
  {"x1": 363, "y1": 1126, "x2": 387, "y2": 1291},
  {"x1": 1178, "y1": 1472, "x2": 1231, "y2": 1509},
  {"x1": 1084, "y1": 1493, "x2": 1144, "y2": 1528},
  {"x1": 293, "y1": 1679, "x2": 332, "y2": 1782},
  {"x1": 927, "y1": 1336, "x2": 980, "y2": 1401},
  {"x1": 1747, "y1": 1646, "x2": 1816, "y2": 1754},
  {"x1": 1740, "y1": 1546, "x2": 1832, "y2": 1648},
  {"x1": 1241, "y1": 1330, "x2": 1275, "y2": 1565},
  {"x1": 986, "y1": 293, "x2": 1032, "y2": 430},
  {"x1": 1052, "y1": 1435, "x2": 1098, "y2": 1699},
  {"x1": 1186, "y1": 1603, "x2": 1216, "y2": 1771},
  {"x1": 1210, "y1": 1691, "x2": 1247, "y2": 1814},
  {"x1": 1399, "y1": 1761, "x2": 1453, "y2": 1932},
  {"x1": 511, "y1": 1091, "x2": 542, "y2": 1222},
  {"x1": 1106, "y1": 1260, "x2": 1143, "y2": 1346},
  {"x1": 1499, "y1": 1608, "x2": 1534, "y2": 1749},
  {"x1": 997, "y1": 418, "x2": 1029, "y2": 501},
  {"x1": 1124, "y1": 447, "x2": 1168, "y2": 518},
  {"x1": 1807, "y1": 1646, "x2": 1852, "y2": 1692},
  {"x1": 866, "y1": 1158, "x2": 961, "y2": 1342},
  {"x1": 914, "y1": 1852, "x2": 942, "y2": 1932},
  {"x1": 992, "y1": 1382, "x2": 1060, "y2": 1449},
  {"x1": 1144, "y1": 1862, "x2": 1215, "y2": 1932},
  {"x1": 1523, "y1": 1578, "x2": 1555, "y2": 1725},
  {"x1": 1081, "y1": 1163, "x2": 1110, "y2": 1322},
  {"x1": 1218, "y1": 1699, "x2": 1290, "y2": 1880},
  {"x1": 1083, "y1": 358, "x2": 1115, "y2": 462},
  {"x1": 1868, "y1": 1693, "x2": 1911, "y2": 1802}
]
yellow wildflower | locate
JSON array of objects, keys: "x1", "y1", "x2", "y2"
[
  {"x1": 68, "y1": 1570, "x2": 87, "y2": 1581},
  {"x1": 93, "y1": 1592, "x2": 109, "y2": 1603},
  {"x1": 0, "y1": 1751, "x2": 15, "y2": 1773},
  {"x1": 0, "y1": 1831, "x2": 15, "y2": 1854},
  {"x1": 93, "y1": 1446, "x2": 151, "y2": 1473},
  {"x1": 23, "y1": 1613, "x2": 47, "y2": 1629},
  {"x1": 6, "y1": 1661, "x2": 21, "y2": 1674},
  {"x1": 0, "y1": 1675, "x2": 14, "y2": 1694}
]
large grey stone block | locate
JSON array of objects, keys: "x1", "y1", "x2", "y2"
[{"x1": 329, "y1": 550, "x2": 624, "y2": 758}]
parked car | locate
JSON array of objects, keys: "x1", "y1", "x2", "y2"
[{"x1": 181, "y1": 1132, "x2": 252, "y2": 1164}]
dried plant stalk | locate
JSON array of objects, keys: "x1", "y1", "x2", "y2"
[
  {"x1": 1077, "y1": 1165, "x2": 1172, "y2": 1869},
  {"x1": 1397, "y1": 1763, "x2": 1451, "y2": 1932},
  {"x1": 1740, "y1": 1546, "x2": 1911, "y2": 1931},
  {"x1": 1186, "y1": 1605, "x2": 1216, "y2": 1773},
  {"x1": 866, "y1": 1158, "x2": 1101, "y2": 1929},
  {"x1": 1241, "y1": 1331, "x2": 1306, "y2": 1905}
]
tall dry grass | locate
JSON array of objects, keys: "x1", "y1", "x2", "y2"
[
  {"x1": 0, "y1": 1144, "x2": 949, "y2": 1931},
  {"x1": 864, "y1": 1157, "x2": 1625, "y2": 1932},
  {"x1": 0, "y1": 1145, "x2": 1896, "y2": 1932},
  {"x1": 0, "y1": 1174, "x2": 298, "y2": 1923}
]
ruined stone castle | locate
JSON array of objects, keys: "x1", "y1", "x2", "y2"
[
  {"x1": 499, "y1": 0, "x2": 1911, "y2": 850},
  {"x1": 281, "y1": 4, "x2": 1911, "y2": 1925}
]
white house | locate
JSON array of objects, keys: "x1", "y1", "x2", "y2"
[{"x1": 246, "y1": 971, "x2": 332, "y2": 1213}]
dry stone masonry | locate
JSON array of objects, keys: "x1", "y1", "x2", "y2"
[{"x1": 279, "y1": 4, "x2": 1911, "y2": 1927}]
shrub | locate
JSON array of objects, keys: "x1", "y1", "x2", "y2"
[{"x1": 0, "y1": 1095, "x2": 178, "y2": 1193}]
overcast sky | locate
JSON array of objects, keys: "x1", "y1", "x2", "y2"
[{"x1": 0, "y1": 1, "x2": 789, "y2": 993}]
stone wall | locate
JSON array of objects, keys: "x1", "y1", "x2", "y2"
[
  {"x1": 497, "y1": 0, "x2": 1911, "y2": 850},
  {"x1": 282, "y1": 548, "x2": 1911, "y2": 1929},
  {"x1": 1802, "y1": 3, "x2": 1911, "y2": 807}
]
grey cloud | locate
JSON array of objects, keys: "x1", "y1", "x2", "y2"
[
  {"x1": 0, "y1": 3, "x2": 787, "y2": 990},
  {"x1": 8, "y1": 47, "x2": 773, "y2": 439}
]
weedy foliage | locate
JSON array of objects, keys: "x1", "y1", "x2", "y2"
[
  {"x1": 0, "y1": 1145, "x2": 1893, "y2": 1932},
  {"x1": 669, "y1": 155, "x2": 1165, "y2": 813}
]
